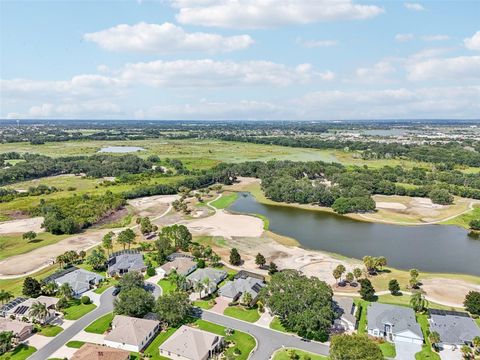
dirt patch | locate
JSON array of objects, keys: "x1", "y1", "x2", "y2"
[
  {"x1": 182, "y1": 210, "x2": 264, "y2": 239},
  {"x1": 0, "y1": 229, "x2": 113, "y2": 277},
  {"x1": 0, "y1": 217, "x2": 44, "y2": 234},
  {"x1": 376, "y1": 202, "x2": 408, "y2": 210},
  {"x1": 422, "y1": 278, "x2": 480, "y2": 307},
  {"x1": 93, "y1": 207, "x2": 130, "y2": 227},
  {"x1": 128, "y1": 194, "x2": 179, "y2": 217}
]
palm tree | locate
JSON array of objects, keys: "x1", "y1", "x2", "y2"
[
  {"x1": 410, "y1": 291, "x2": 428, "y2": 313},
  {"x1": 428, "y1": 331, "x2": 440, "y2": 349},
  {"x1": 29, "y1": 301, "x2": 48, "y2": 324},
  {"x1": 0, "y1": 290, "x2": 13, "y2": 304},
  {"x1": 461, "y1": 345, "x2": 473, "y2": 359},
  {"x1": 473, "y1": 336, "x2": 480, "y2": 351},
  {"x1": 58, "y1": 283, "x2": 74, "y2": 300},
  {"x1": 194, "y1": 280, "x2": 204, "y2": 298},
  {"x1": 353, "y1": 267, "x2": 362, "y2": 282},
  {"x1": 56, "y1": 254, "x2": 65, "y2": 268},
  {"x1": 41, "y1": 282, "x2": 58, "y2": 296}
]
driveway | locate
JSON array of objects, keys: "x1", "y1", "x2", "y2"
[
  {"x1": 394, "y1": 340, "x2": 422, "y2": 360},
  {"x1": 28, "y1": 287, "x2": 115, "y2": 360},
  {"x1": 199, "y1": 309, "x2": 330, "y2": 360},
  {"x1": 439, "y1": 348, "x2": 462, "y2": 360},
  {"x1": 210, "y1": 296, "x2": 230, "y2": 314}
]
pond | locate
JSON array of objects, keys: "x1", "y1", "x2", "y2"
[
  {"x1": 230, "y1": 192, "x2": 480, "y2": 276},
  {"x1": 98, "y1": 146, "x2": 145, "y2": 153}
]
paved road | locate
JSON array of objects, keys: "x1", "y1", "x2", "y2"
[
  {"x1": 28, "y1": 288, "x2": 115, "y2": 360},
  {"x1": 200, "y1": 310, "x2": 330, "y2": 360}
]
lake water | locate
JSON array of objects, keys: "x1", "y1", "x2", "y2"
[
  {"x1": 230, "y1": 192, "x2": 480, "y2": 276},
  {"x1": 98, "y1": 146, "x2": 145, "y2": 153}
]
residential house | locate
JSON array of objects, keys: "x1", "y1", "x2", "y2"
[
  {"x1": 0, "y1": 318, "x2": 34, "y2": 342},
  {"x1": 218, "y1": 271, "x2": 265, "y2": 305},
  {"x1": 428, "y1": 309, "x2": 480, "y2": 349},
  {"x1": 46, "y1": 267, "x2": 104, "y2": 296},
  {"x1": 157, "y1": 257, "x2": 197, "y2": 278},
  {"x1": 71, "y1": 343, "x2": 130, "y2": 360},
  {"x1": 367, "y1": 303, "x2": 423, "y2": 344},
  {"x1": 159, "y1": 325, "x2": 224, "y2": 360},
  {"x1": 186, "y1": 268, "x2": 227, "y2": 299},
  {"x1": 332, "y1": 296, "x2": 357, "y2": 332},
  {"x1": 0, "y1": 296, "x2": 60, "y2": 323},
  {"x1": 107, "y1": 251, "x2": 146, "y2": 277},
  {"x1": 104, "y1": 315, "x2": 160, "y2": 352}
]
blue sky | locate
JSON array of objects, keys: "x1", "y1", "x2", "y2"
[{"x1": 1, "y1": 0, "x2": 479, "y2": 120}]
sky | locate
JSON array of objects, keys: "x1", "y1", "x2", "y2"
[{"x1": 1, "y1": 0, "x2": 479, "y2": 120}]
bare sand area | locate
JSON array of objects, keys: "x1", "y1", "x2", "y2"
[
  {"x1": 0, "y1": 229, "x2": 114, "y2": 277},
  {"x1": 184, "y1": 210, "x2": 264, "y2": 239},
  {"x1": 0, "y1": 217, "x2": 44, "y2": 234},
  {"x1": 422, "y1": 278, "x2": 480, "y2": 307},
  {"x1": 128, "y1": 194, "x2": 179, "y2": 217}
]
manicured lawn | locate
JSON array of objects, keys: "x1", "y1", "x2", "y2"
[
  {"x1": 0, "y1": 265, "x2": 58, "y2": 297},
  {"x1": 84, "y1": 312, "x2": 113, "y2": 334},
  {"x1": 0, "y1": 345, "x2": 36, "y2": 360},
  {"x1": 378, "y1": 342, "x2": 396, "y2": 358},
  {"x1": 36, "y1": 324, "x2": 63, "y2": 337},
  {"x1": 415, "y1": 314, "x2": 441, "y2": 360},
  {"x1": 144, "y1": 327, "x2": 178, "y2": 360},
  {"x1": 273, "y1": 348, "x2": 328, "y2": 360},
  {"x1": 269, "y1": 317, "x2": 290, "y2": 333},
  {"x1": 0, "y1": 233, "x2": 69, "y2": 260},
  {"x1": 195, "y1": 319, "x2": 256, "y2": 360},
  {"x1": 193, "y1": 299, "x2": 214, "y2": 309},
  {"x1": 158, "y1": 279, "x2": 177, "y2": 294},
  {"x1": 210, "y1": 192, "x2": 238, "y2": 209},
  {"x1": 62, "y1": 299, "x2": 97, "y2": 320},
  {"x1": 223, "y1": 306, "x2": 260, "y2": 323},
  {"x1": 355, "y1": 299, "x2": 368, "y2": 334},
  {"x1": 93, "y1": 278, "x2": 117, "y2": 294},
  {"x1": 65, "y1": 341, "x2": 85, "y2": 349},
  {"x1": 475, "y1": 317, "x2": 480, "y2": 327}
]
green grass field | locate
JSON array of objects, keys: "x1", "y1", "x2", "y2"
[
  {"x1": 84, "y1": 312, "x2": 113, "y2": 334},
  {"x1": 65, "y1": 341, "x2": 86, "y2": 349},
  {"x1": 210, "y1": 192, "x2": 239, "y2": 209},
  {"x1": 36, "y1": 324, "x2": 63, "y2": 337},
  {"x1": 269, "y1": 317, "x2": 290, "y2": 333},
  {"x1": 62, "y1": 300, "x2": 96, "y2": 320},
  {"x1": 0, "y1": 265, "x2": 58, "y2": 296},
  {"x1": 273, "y1": 348, "x2": 328, "y2": 360},
  {"x1": 144, "y1": 327, "x2": 178, "y2": 360},
  {"x1": 223, "y1": 305, "x2": 260, "y2": 323},
  {"x1": 415, "y1": 314, "x2": 441, "y2": 360},
  {"x1": 0, "y1": 345, "x2": 36, "y2": 360},
  {"x1": 158, "y1": 279, "x2": 177, "y2": 294},
  {"x1": 195, "y1": 319, "x2": 256, "y2": 360},
  {"x1": 0, "y1": 233, "x2": 69, "y2": 260}
]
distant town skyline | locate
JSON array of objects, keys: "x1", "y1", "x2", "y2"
[{"x1": 1, "y1": 0, "x2": 479, "y2": 120}]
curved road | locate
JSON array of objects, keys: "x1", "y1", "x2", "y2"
[{"x1": 28, "y1": 288, "x2": 115, "y2": 360}]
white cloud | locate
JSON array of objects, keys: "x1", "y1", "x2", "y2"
[
  {"x1": 404, "y1": 2, "x2": 425, "y2": 11},
  {"x1": 120, "y1": 59, "x2": 331, "y2": 87},
  {"x1": 172, "y1": 0, "x2": 384, "y2": 29},
  {"x1": 84, "y1": 22, "x2": 254, "y2": 54},
  {"x1": 406, "y1": 56, "x2": 480, "y2": 81},
  {"x1": 6, "y1": 101, "x2": 122, "y2": 119},
  {"x1": 421, "y1": 35, "x2": 450, "y2": 41},
  {"x1": 464, "y1": 31, "x2": 480, "y2": 51},
  {"x1": 395, "y1": 33, "x2": 414, "y2": 42},
  {"x1": 355, "y1": 61, "x2": 396, "y2": 83},
  {"x1": 296, "y1": 38, "x2": 337, "y2": 48},
  {"x1": 1, "y1": 75, "x2": 124, "y2": 100}
]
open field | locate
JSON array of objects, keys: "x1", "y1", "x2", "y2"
[
  {"x1": 0, "y1": 232, "x2": 69, "y2": 260},
  {"x1": 0, "y1": 173, "x2": 186, "y2": 221}
]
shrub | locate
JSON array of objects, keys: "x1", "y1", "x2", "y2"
[
  {"x1": 81, "y1": 296, "x2": 91, "y2": 305},
  {"x1": 57, "y1": 297, "x2": 69, "y2": 309},
  {"x1": 464, "y1": 291, "x2": 480, "y2": 315},
  {"x1": 146, "y1": 267, "x2": 156, "y2": 276}
]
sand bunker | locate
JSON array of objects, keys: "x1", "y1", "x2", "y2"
[
  {"x1": 422, "y1": 278, "x2": 480, "y2": 308},
  {"x1": 0, "y1": 229, "x2": 112, "y2": 277},
  {"x1": 128, "y1": 194, "x2": 179, "y2": 217},
  {"x1": 0, "y1": 217, "x2": 44, "y2": 234},
  {"x1": 184, "y1": 210, "x2": 264, "y2": 239},
  {"x1": 376, "y1": 202, "x2": 407, "y2": 210}
]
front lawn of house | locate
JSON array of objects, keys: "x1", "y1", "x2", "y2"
[
  {"x1": 62, "y1": 299, "x2": 96, "y2": 320},
  {"x1": 65, "y1": 341, "x2": 85, "y2": 349},
  {"x1": 223, "y1": 305, "x2": 260, "y2": 323},
  {"x1": 273, "y1": 348, "x2": 328, "y2": 360},
  {"x1": 0, "y1": 345, "x2": 36, "y2": 360},
  {"x1": 36, "y1": 324, "x2": 63, "y2": 337},
  {"x1": 84, "y1": 312, "x2": 113, "y2": 334}
]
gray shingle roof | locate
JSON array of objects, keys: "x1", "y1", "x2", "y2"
[
  {"x1": 219, "y1": 276, "x2": 264, "y2": 299},
  {"x1": 107, "y1": 252, "x2": 145, "y2": 274},
  {"x1": 332, "y1": 296, "x2": 356, "y2": 325},
  {"x1": 55, "y1": 268, "x2": 104, "y2": 294},
  {"x1": 429, "y1": 312, "x2": 480, "y2": 345},
  {"x1": 367, "y1": 303, "x2": 423, "y2": 338},
  {"x1": 187, "y1": 268, "x2": 227, "y2": 285}
]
